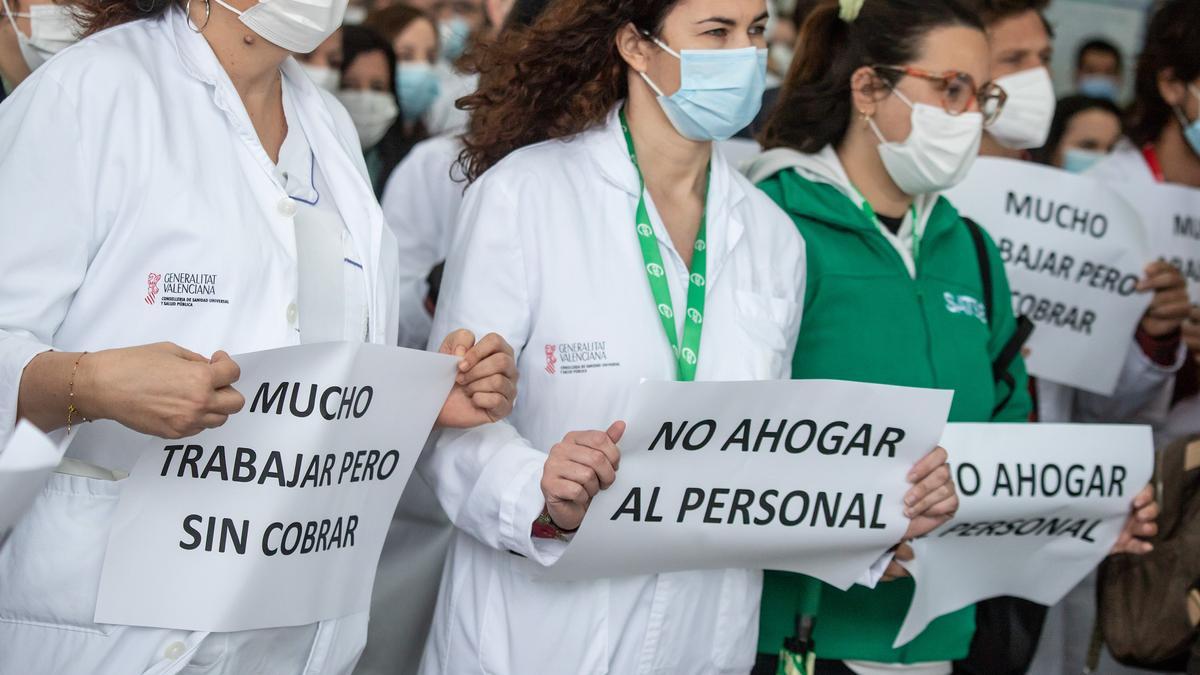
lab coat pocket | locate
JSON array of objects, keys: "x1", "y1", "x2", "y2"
[
  {"x1": 731, "y1": 290, "x2": 797, "y2": 377},
  {"x1": 0, "y1": 472, "x2": 122, "y2": 634},
  {"x1": 709, "y1": 568, "x2": 761, "y2": 670},
  {"x1": 478, "y1": 558, "x2": 609, "y2": 675}
]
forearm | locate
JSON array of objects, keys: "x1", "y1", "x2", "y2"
[{"x1": 16, "y1": 350, "x2": 95, "y2": 434}]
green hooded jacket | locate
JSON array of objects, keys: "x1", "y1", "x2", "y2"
[{"x1": 745, "y1": 148, "x2": 1033, "y2": 664}]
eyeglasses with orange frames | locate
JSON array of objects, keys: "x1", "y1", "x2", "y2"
[{"x1": 871, "y1": 65, "x2": 1008, "y2": 127}]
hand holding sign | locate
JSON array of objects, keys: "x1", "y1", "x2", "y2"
[
  {"x1": 436, "y1": 330, "x2": 518, "y2": 427},
  {"x1": 1138, "y1": 261, "x2": 1191, "y2": 337},
  {"x1": 93, "y1": 342, "x2": 460, "y2": 632},
  {"x1": 542, "y1": 422, "x2": 626, "y2": 531},
  {"x1": 903, "y1": 445, "x2": 959, "y2": 539},
  {"x1": 1111, "y1": 485, "x2": 1158, "y2": 555},
  {"x1": 881, "y1": 446, "x2": 959, "y2": 582},
  {"x1": 539, "y1": 379, "x2": 954, "y2": 586},
  {"x1": 77, "y1": 342, "x2": 246, "y2": 439}
]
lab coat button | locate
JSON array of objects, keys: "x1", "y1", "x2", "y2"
[
  {"x1": 278, "y1": 198, "x2": 298, "y2": 217},
  {"x1": 287, "y1": 302, "x2": 298, "y2": 325},
  {"x1": 163, "y1": 641, "x2": 186, "y2": 660}
]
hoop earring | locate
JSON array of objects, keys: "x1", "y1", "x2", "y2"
[{"x1": 185, "y1": 0, "x2": 211, "y2": 32}]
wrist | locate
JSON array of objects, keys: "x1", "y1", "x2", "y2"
[
  {"x1": 532, "y1": 506, "x2": 577, "y2": 541},
  {"x1": 72, "y1": 351, "x2": 106, "y2": 422},
  {"x1": 1135, "y1": 325, "x2": 1182, "y2": 367}
]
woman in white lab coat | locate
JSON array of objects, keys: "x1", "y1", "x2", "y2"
[
  {"x1": 0, "y1": 0, "x2": 516, "y2": 673},
  {"x1": 417, "y1": 1, "x2": 959, "y2": 673}
]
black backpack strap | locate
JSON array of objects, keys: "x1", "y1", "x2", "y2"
[
  {"x1": 964, "y1": 217, "x2": 994, "y2": 329},
  {"x1": 964, "y1": 218, "x2": 1036, "y2": 417}
]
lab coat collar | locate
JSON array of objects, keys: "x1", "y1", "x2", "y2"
[
  {"x1": 166, "y1": 8, "x2": 387, "y2": 342},
  {"x1": 278, "y1": 59, "x2": 387, "y2": 341},
  {"x1": 590, "y1": 106, "x2": 746, "y2": 284}
]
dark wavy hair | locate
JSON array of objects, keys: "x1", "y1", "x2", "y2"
[
  {"x1": 456, "y1": 0, "x2": 680, "y2": 183},
  {"x1": 1126, "y1": 0, "x2": 1200, "y2": 146},
  {"x1": 957, "y1": 0, "x2": 1049, "y2": 24},
  {"x1": 74, "y1": 0, "x2": 180, "y2": 36},
  {"x1": 760, "y1": 0, "x2": 983, "y2": 154}
]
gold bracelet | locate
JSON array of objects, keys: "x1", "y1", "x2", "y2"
[{"x1": 66, "y1": 352, "x2": 91, "y2": 434}]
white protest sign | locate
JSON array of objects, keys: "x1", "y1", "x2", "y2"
[
  {"x1": 540, "y1": 379, "x2": 954, "y2": 589},
  {"x1": 894, "y1": 422, "x2": 1153, "y2": 647},
  {"x1": 0, "y1": 421, "x2": 67, "y2": 547},
  {"x1": 1101, "y1": 179, "x2": 1200, "y2": 304},
  {"x1": 947, "y1": 158, "x2": 1153, "y2": 395},
  {"x1": 92, "y1": 342, "x2": 457, "y2": 632}
]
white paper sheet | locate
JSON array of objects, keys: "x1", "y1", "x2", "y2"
[
  {"x1": 894, "y1": 422, "x2": 1154, "y2": 648},
  {"x1": 1102, "y1": 179, "x2": 1200, "y2": 305},
  {"x1": 947, "y1": 157, "x2": 1154, "y2": 395},
  {"x1": 540, "y1": 379, "x2": 954, "y2": 590},
  {"x1": 0, "y1": 421, "x2": 67, "y2": 547},
  {"x1": 92, "y1": 342, "x2": 457, "y2": 632}
]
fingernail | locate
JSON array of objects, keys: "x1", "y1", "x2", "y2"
[
  {"x1": 904, "y1": 495, "x2": 915, "y2": 506},
  {"x1": 904, "y1": 508, "x2": 914, "y2": 518}
]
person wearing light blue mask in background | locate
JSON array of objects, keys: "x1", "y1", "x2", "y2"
[
  {"x1": 1073, "y1": 37, "x2": 1123, "y2": 103},
  {"x1": 356, "y1": 5, "x2": 440, "y2": 195},
  {"x1": 1030, "y1": 94, "x2": 1122, "y2": 174},
  {"x1": 408, "y1": 0, "x2": 512, "y2": 135}
]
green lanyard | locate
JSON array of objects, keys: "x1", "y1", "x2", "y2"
[
  {"x1": 619, "y1": 108, "x2": 709, "y2": 382},
  {"x1": 854, "y1": 187, "x2": 921, "y2": 262}
]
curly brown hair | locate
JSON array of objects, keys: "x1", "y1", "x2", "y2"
[
  {"x1": 456, "y1": 0, "x2": 680, "y2": 183},
  {"x1": 73, "y1": 0, "x2": 181, "y2": 37}
]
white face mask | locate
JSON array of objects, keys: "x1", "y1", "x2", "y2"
[
  {"x1": 335, "y1": 89, "x2": 398, "y2": 149},
  {"x1": 212, "y1": 0, "x2": 348, "y2": 54},
  {"x1": 299, "y1": 62, "x2": 340, "y2": 92},
  {"x1": 2, "y1": 0, "x2": 80, "y2": 72},
  {"x1": 869, "y1": 86, "x2": 983, "y2": 196},
  {"x1": 988, "y1": 67, "x2": 1056, "y2": 150}
]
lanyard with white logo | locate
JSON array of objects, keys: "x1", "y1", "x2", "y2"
[{"x1": 620, "y1": 107, "x2": 709, "y2": 382}]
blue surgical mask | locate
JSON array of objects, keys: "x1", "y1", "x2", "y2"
[
  {"x1": 439, "y1": 16, "x2": 470, "y2": 62},
  {"x1": 638, "y1": 38, "x2": 767, "y2": 142},
  {"x1": 1175, "y1": 84, "x2": 1200, "y2": 158},
  {"x1": 1077, "y1": 75, "x2": 1119, "y2": 102},
  {"x1": 1062, "y1": 148, "x2": 1104, "y2": 174},
  {"x1": 395, "y1": 62, "x2": 441, "y2": 122}
]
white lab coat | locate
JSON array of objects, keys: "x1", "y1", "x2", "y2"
[
  {"x1": 416, "y1": 109, "x2": 807, "y2": 675},
  {"x1": 380, "y1": 134, "x2": 465, "y2": 349},
  {"x1": 1035, "y1": 141, "x2": 1185, "y2": 427},
  {"x1": 0, "y1": 9, "x2": 402, "y2": 675}
]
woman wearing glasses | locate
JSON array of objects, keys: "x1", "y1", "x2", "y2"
[{"x1": 743, "y1": 1, "x2": 1022, "y2": 674}]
